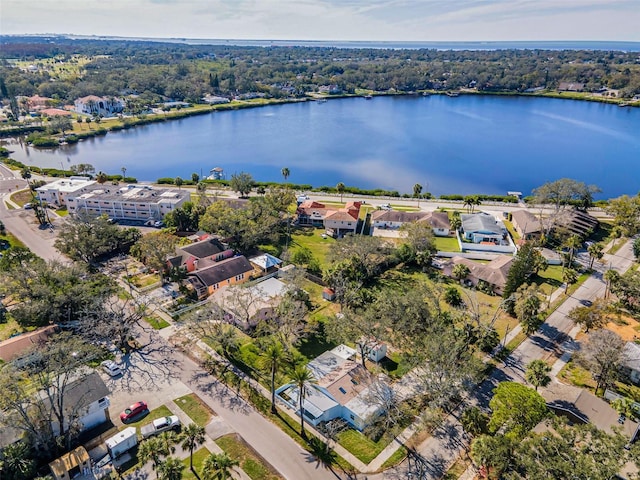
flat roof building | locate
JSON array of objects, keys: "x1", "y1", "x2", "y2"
[
  {"x1": 65, "y1": 184, "x2": 190, "y2": 222},
  {"x1": 36, "y1": 176, "x2": 96, "y2": 207}
]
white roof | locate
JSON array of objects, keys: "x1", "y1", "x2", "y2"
[
  {"x1": 36, "y1": 177, "x2": 95, "y2": 193},
  {"x1": 331, "y1": 344, "x2": 357, "y2": 360},
  {"x1": 250, "y1": 253, "x2": 282, "y2": 270},
  {"x1": 250, "y1": 277, "x2": 286, "y2": 299}
]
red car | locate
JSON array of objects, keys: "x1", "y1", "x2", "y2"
[{"x1": 120, "y1": 401, "x2": 149, "y2": 423}]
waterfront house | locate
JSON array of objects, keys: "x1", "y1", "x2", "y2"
[
  {"x1": 461, "y1": 212, "x2": 506, "y2": 244},
  {"x1": 276, "y1": 345, "x2": 383, "y2": 431},
  {"x1": 370, "y1": 210, "x2": 451, "y2": 236},
  {"x1": 558, "y1": 82, "x2": 585, "y2": 92},
  {"x1": 74, "y1": 95, "x2": 124, "y2": 117},
  {"x1": 296, "y1": 201, "x2": 363, "y2": 237},
  {"x1": 511, "y1": 209, "x2": 543, "y2": 241}
]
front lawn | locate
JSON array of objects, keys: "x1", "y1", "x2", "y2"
[
  {"x1": 9, "y1": 189, "x2": 33, "y2": 207},
  {"x1": 336, "y1": 429, "x2": 387, "y2": 464},
  {"x1": 533, "y1": 265, "x2": 564, "y2": 296},
  {"x1": 181, "y1": 447, "x2": 211, "y2": 480},
  {"x1": 0, "y1": 231, "x2": 26, "y2": 249},
  {"x1": 126, "y1": 273, "x2": 161, "y2": 289},
  {"x1": 143, "y1": 315, "x2": 170, "y2": 330},
  {"x1": 216, "y1": 434, "x2": 282, "y2": 480},
  {"x1": 558, "y1": 360, "x2": 596, "y2": 392},
  {"x1": 175, "y1": 393, "x2": 214, "y2": 426},
  {"x1": 290, "y1": 226, "x2": 335, "y2": 268}
]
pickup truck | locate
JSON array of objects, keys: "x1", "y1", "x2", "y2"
[{"x1": 140, "y1": 415, "x2": 181, "y2": 439}]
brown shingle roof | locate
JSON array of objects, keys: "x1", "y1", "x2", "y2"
[
  {"x1": 188, "y1": 256, "x2": 254, "y2": 287},
  {"x1": 511, "y1": 210, "x2": 542, "y2": 234},
  {"x1": 0, "y1": 325, "x2": 58, "y2": 362}
]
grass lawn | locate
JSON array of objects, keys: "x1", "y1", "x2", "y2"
[
  {"x1": 55, "y1": 207, "x2": 69, "y2": 216},
  {"x1": 10, "y1": 189, "x2": 33, "y2": 207},
  {"x1": 175, "y1": 393, "x2": 214, "y2": 426},
  {"x1": 216, "y1": 434, "x2": 282, "y2": 480},
  {"x1": 614, "y1": 382, "x2": 640, "y2": 404},
  {"x1": 127, "y1": 273, "x2": 161, "y2": 289},
  {"x1": 442, "y1": 457, "x2": 472, "y2": 480},
  {"x1": 504, "y1": 220, "x2": 520, "y2": 241},
  {"x1": 380, "y1": 446, "x2": 408, "y2": 470},
  {"x1": 558, "y1": 360, "x2": 596, "y2": 392},
  {"x1": 0, "y1": 318, "x2": 24, "y2": 342},
  {"x1": 181, "y1": 447, "x2": 211, "y2": 480},
  {"x1": 336, "y1": 429, "x2": 387, "y2": 464},
  {"x1": 121, "y1": 404, "x2": 173, "y2": 433},
  {"x1": 0, "y1": 231, "x2": 26, "y2": 249},
  {"x1": 434, "y1": 236, "x2": 460, "y2": 252},
  {"x1": 391, "y1": 205, "x2": 420, "y2": 212},
  {"x1": 289, "y1": 226, "x2": 335, "y2": 267},
  {"x1": 534, "y1": 265, "x2": 564, "y2": 296},
  {"x1": 143, "y1": 315, "x2": 170, "y2": 330}
]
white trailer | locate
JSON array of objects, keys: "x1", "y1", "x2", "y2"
[{"x1": 105, "y1": 427, "x2": 138, "y2": 459}]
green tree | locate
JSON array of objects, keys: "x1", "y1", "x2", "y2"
[
  {"x1": 568, "y1": 298, "x2": 609, "y2": 333},
  {"x1": 0, "y1": 441, "x2": 36, "y2": 480},
  {"x1": 174, "y1": 176, "x2": 183, "y2": 189},
  {"x1": 336, "y1": 181, "x2": 345, "y2": 202},
  {"x1": 587, "y1": 242, "x2": 604, "y2": 269},
  {"x1": 443, "y1": 286, "x2": 463, "y2": 307},
  {"x1": 48, "y1": 115, "x2": 72, "y2": 135},
  {"x1": 562, "y1": 267, "x2": 578, "y2": 294},
  {"x1": 399, "y1": 221, "x2": 436, "y2": 267},
  {"x1": 229, "y1": 171, "x2": 255, "y2": 197},
  {"x1": 201, "y1": 452, "x2": 239, "y2": 480},
  {"x1": 259, "y1": 342, "x2": 285, "y2": 413},
  {"x1": 191, "y1": 172, "x2": 199, "y2": 183},
  {"x1": 452, "y1": 263, "x2": 470, "y2": 283},
  {"x1": 502, "y1": 242, "x2": 546, "y2": 304},
  {"x1": 514, "y1": 283, "x2": 542, "y2": 335},
  {"x1": 413, "y1": 183, "x2": 422, "y2": 198},
  {"x1": 139, "y1": 436, "x2": 169, "y2": 476},
  {"x1": 488, "y1": 382, "x2": 547, "y2": 439},
  {"x1": 289, "y1": 364, "x2": 318, "y2": 438},
  {"x1": 281, "y1": 167, "x2": 290, "y2": 182},
  {"x1": 157, "y1": 456, "x2": 184, "y2": 480},
  {"x1": 633, "y1": 237, "x2": 640, "y2": 260},
  {"x1": 562, "y1": 234, "x2": 582, "y2": 268},
  {"x1": 605, "y1": 194, "x2": 640, "y2": 237},
  {"x1": 180, "y1": 423, "x2": 206, "y2": 473},
  {"x1": 604, "y1": 268, "x2": 620, "y2": 298},
  {"x1": 470, "y1": 434, "x2": 512, "y2": 479},
  {"x1": 463, "y1": 195, "x2": 481, "y2": 213},
  {"x1": 130, "y1": 230, "x2": 179, "y2": 276},
  {"x1": 525, "y1": 359, "x2": 551, "y2": 391},
  {"x1": 95, "y1": 171, "x2": 108, "y2": 184},
  {"x1": 460, "y1": 406, "x2": 489, "y2": 437}
]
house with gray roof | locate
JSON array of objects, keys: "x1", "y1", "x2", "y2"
[
  {"x1": 622, "y1": 342, "x2": 640, "y2": 385},
  {"x1": 371, "y1": 210, "x2": 451, "y2": 236},
  {"x1": 461, "y1": 212, "x2": 505, "y2": 243}
]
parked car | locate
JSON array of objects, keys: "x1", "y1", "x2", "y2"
[
  {"x1": 141, "y1": 415, "x2": 181, "y2": 438},
  {"x1": 120, "y1": 401, "x2": 148, "y2": 423},
  {"x1": 101, "y1": 360, "x2": 123, "y2": 377},
  {"x1": 379, "y1": 203, "x2": 391, "y2": 210},
  {"x1": 23, "y1": 203, "x2": 33, "y2": 209}
]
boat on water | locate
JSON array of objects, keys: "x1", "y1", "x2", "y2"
[
  {"x1": 364, "y1": 94, "x2": 373, "y2": 100},
  {"x1": 422, "y1": 92, "x2": 431, "y2": 97},
  {"x1": 446, "y1": 92, "x2": 460, "y2": 97},
  {"x1": 316, "y1": 98, "x2": 327, "y2": 103},
  {"x1": 618, "y1": 102, "x2": 629, "y2": 107}
]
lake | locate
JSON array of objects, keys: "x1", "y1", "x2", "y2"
[{"x1": 3, "y1": 95, "x2": 640, "y2": 198}]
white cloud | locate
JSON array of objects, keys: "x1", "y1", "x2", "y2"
[{"x1": 2, "y1": 0, "x2": 639, "y2": 41}]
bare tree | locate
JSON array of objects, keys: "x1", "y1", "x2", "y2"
[{"x1": 576, "y1": 329, "x2": 627, "y2": 394}]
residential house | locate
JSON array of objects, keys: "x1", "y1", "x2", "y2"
[
  {"x1": 186, "y1": 255, "x2": 255, "y2": 298},
  {"x1": 370, "y1": 210, "x2": 451, "y2": 237},
  {"x1": 202, "y1": 95, "x2": 230, "y2": 105},
  {"x1": 0, "y1": 325, "x2": 58, "y2": 362},
  {"x1": 276, "y1": 345, "x2": 383, "y2": 431},
  {"x1": 40, "y1": 108, "x2": 72, "y2": 117},
  {"x1": 249, "y1": 253, "x2": 283, "y2": 274},
  {"x1": 74, "y1": 95, "x2": 124, "y2": 117},
  {"x1": 461, "y1": 212, "x2": 506, "y2": 244},
  {"x1": 47, "y1": 371, "x2": 111, "y2": 437},
  {"x1": 443, "y1": 255, "x2": 514, "y2": 295},
  {"x1": 27, "y1": 94, "x2": 54, "y2": 111},
  {"x1": 65, "y1": 184, "x2": 190, "y2": 222},
  {"x1": 622, "y1": 342, "x2": 640, "y2": 385},
  {"x1": 297, "y1": 200, "x2": 363, "y2": 237},
  {"x1": 49, "y1": 446, "x2": 92, "y2": 480},
  {"x1": 558, "y1": 82, "x2": 585, "y2": 92},
  {"x1": 511, "y1": 209, "x2": 543, "y2": 241},
  {"x1": 167, "y1": 237, "x2": 230, "y2": 273}
]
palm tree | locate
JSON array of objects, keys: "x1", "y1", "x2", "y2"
[
  {"x1": 336, "y1": 182, "x2": 345, "y2": 202},
  {"x1": 452, "y1": 263, "x2": 470, "y2": 284},
  {"x1": 96, "y1": 171, "x2": 108, "y2": 184},
  {"x1": 259, "y1": 342, "x2": 285, "y2": 413},
  {"x1": 20, "y1": 167, "x2": 31, "y2": 185},
  {"x1": 289, "y1": 364, "x2": 317, "y2": 438},
  {"x1": 563, "y1": 234, "x2": 582, "y2": 268},
  {"x1": 587, "y1": 242, "x2": 604, "y2": 269},
  {"x1": 281, "y1": 167, "x2": 290, "y2": 182},
  {"x1": 180, "y1": 423, "x2": 206, "y2": 472},
  {"x1": 138, "y1": 437, "x2": 168, "y2": 477},
  {"x1": 525, "y1": 359, "x2": 552, "y2": 391},
  {"x1": 610, "y1": 225, "x2": 624, "y2": 250},
  {"x1": 562, "y1": 268, "x2": 578, "y2": 294},
  {"x1": 121, "y1": 166, "x2": 127, "y2": 181},
  {"x1": 157, "y1": 456, "x2": 185, "y2": 480},
  {"x1": 175, "y1": 176, "x2": 184, "y2": 189},
  {"x1": 201, "y1": 452, "x2": 239, "y2": 480},
  {"x1": 0, "y1": 442, "x2": 35, "y2": 480},
  {"x1": 604, "y1": 268, "x2": 620, "y2": 298},
  {"x1": 413, "y1": 183, "x2": 422, "y2": 198}
]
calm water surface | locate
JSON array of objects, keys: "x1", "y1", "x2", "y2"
[{"x1": 4, "y1": 95, "x2": 640, "y2": 197}]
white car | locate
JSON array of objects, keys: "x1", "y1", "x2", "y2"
[{"x1": 101, "y1": 360, "x2": 123, "y2": 377}]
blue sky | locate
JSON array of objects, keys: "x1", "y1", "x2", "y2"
[{"x1": 3, "y1": 0, "x2": 639, "y2": 42}]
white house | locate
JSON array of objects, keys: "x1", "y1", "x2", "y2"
[
  {"x1": 276, "y1": 345, "x2": 383, "y2": 431},
  {"x1": 66, "y1": 184, "x2": 190, "y2": 222},
  {"x1": 36, "y1": 176, "x2": 96, "y2": 207},
  {"x1": 74, "y1": 95, "x2": 124, "y2": 117},
  {"x1": 370, "y1": 210, "x2": 451, "y2": 237}
]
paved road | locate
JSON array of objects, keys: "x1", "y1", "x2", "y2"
[
  {"x1": 104, "y1": 326, "x2": 338, "y2": 480},
  {"x1": 0, "y1": 163, "x2": 67, "y2": 262},
  {"x1": 365, "y1": 238, "x2": 638, "y2": 480}
]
